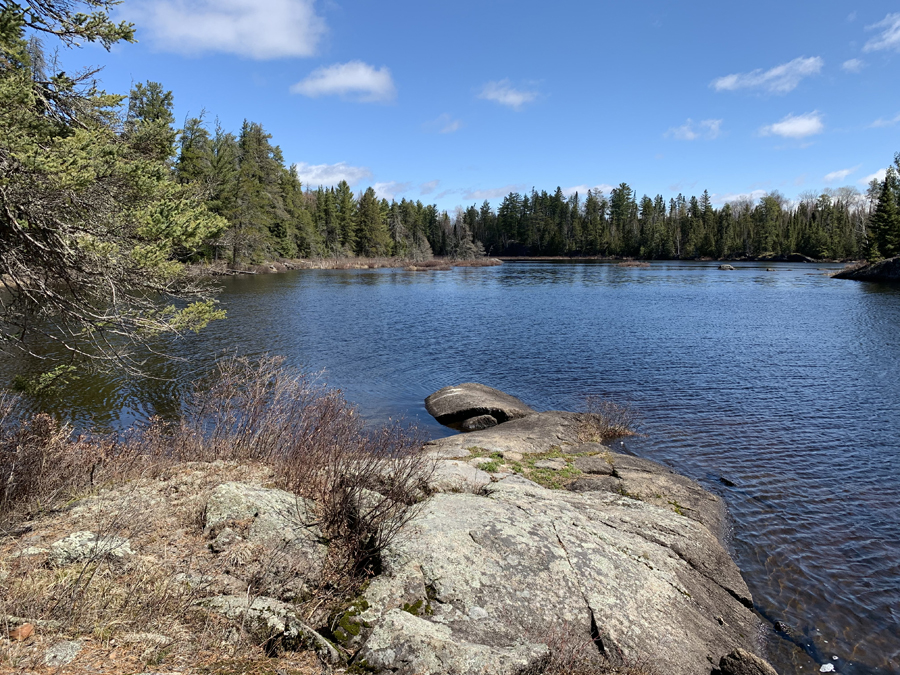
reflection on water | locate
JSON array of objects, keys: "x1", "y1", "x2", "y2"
[{"x1": 3, "y1": 261, "x2": 900, "y2": 674}]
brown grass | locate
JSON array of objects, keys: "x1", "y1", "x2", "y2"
[
  {"x1": 578, "y1": 397, "x2": 640, "y2": 442},
  {"x1": 189, "y1": 257, "x2": 502, "y2": 276},
  {"x1": 616, "y1": 261, "x2": 651, "y2": 268},
  {"x1": 0, "y1": 356, "x2": 435, "y2": 670}
]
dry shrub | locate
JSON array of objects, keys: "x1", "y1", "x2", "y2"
[
  {"x1": 2, "y1": 355, "x2": 434, "y2": 579},
  {"x1": 0, "y1": 482, "x2": 212, "y2": 645},
  {"x1": 0, "y1": 355, "x2": 433, "y2": 663},
  {"x1": 171, "y1": 355, "x2": 434, "y2": 575},
  {"x1": 579, "y1": 396, "x2": 640, "y2": 442},
  {"x1": 0, "y1": 396, "x2": 119, "y2": 525}
]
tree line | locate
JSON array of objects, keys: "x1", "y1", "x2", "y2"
[{"x1": 164, "y1": 95, "x2": 896, "y2": 263}]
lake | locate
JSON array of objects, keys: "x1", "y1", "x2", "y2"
[{"x1": 4, "y1": 260, "x2": 899, "y2": 674}]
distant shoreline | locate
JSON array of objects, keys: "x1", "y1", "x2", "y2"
[
  {"x1": 187, "y1": 257, "x2": 503, "y2": 277},
  {"x1": 496, "y1": 253, "x2": 855, "y2": 264}
]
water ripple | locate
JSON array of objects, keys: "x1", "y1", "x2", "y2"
[{"x1": 3, "y1": 261, "x2": 899, "y2": 673}]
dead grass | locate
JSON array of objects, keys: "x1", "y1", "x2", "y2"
[
  {"x1": 190, "y1": 257, "x2": 503, "y2": 275},
  {"x1": 579, "y1": 397, "x2": 640, "y2": 442},
  {"x1": 0, "y1": 356, "x2": 435, "y2": 671},
  {"x1": 616, "y1": 261, "x2": 651, "y2": 268}
]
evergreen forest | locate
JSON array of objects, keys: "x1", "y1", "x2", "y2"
[
  {"x1": 171, "y1": 103, "x2": 900, "y2": 263},
  {"x1": 3, "y1": 0, "x2": 900, "y2": 364}
]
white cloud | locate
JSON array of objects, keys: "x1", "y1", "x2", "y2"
[
  {"x1": 291, "y1": 61, "x2": 396, "y2": 102},
  {"x1": 871, "y1": 113, "x2": 900, "y2": 128},
  {"x1": 760, "y1": 111, "x2": 824, "y2": 139},
  {"x1": 463, "y1": 184, "x2": 527, "y2": 200},
  {"x1": 842, "y1": 58, "x2": 865, "y2": 73},
  {"x1": 425, "y1": 114, "x2": 462, "y2": 134},
  {"x1": 478, "y1": 80, "x2": 539, "y2": 110},
  {"x1": 665, "y1": 118, "x2": 723, "y2": 141},
  {"x1": 864, "y1": 13, "x2": 900, "y2": 52},
  {"x1": 372, "y1": 182, "x2": 412, "y2": 201},
  {"x1": 711, "y1": 56, "x2": 823, "y2": 94},
  {"x1": 712, "y1": 190, "x2": 768, "y2": 206},
  {"x1": 126, "y1": 0, "x2": 326, "y2": 59},
  {"x1": 824, "y1": 165, "x2": 861, "y2": 183},
  {"x1": 860, "y1": 169, "x2": 887, "y2": 185},
  {"x1": 562, "y1": 184, "x2": 616, "y2": 197},
  {"x1": 420, "y1": 180, "x2": 441, "y2": 195},
  {"x1": 292, "y1": 162, "x2": 372, "y2": 187}
]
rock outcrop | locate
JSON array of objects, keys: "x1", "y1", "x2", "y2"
[
  {"x1": 343, "y1": 384, "x2": 775, "y2": 675},
  {"x1": 425, "y1": 409, "x2": 586, "y2": 457},
  {"x1": 353, "y1": 475, "x2": 756, "y2": 675},
  {"x1": 832, "y1": 257, "x2": 900, "y2": 282},
  {"x1": 203, "y1": 482, "x2": 328, "y2": 601},
  {"x1": 425, "y1": 382, "x2": 536, "y2": 429}
]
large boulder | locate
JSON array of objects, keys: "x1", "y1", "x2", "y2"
[
  {"x1": 425, "y1": 383, "x2": 535, "y2": 430},
  {"x1": 430, "y1": 460, "x2": 493, "y2": 494},
  {"x1": 358, "y1": 609, "x2": 549, "y2": 675},
  {"x1": 49, "y1": 531, "x2": 133, "y2": 566},
  {"x1": 353, "y1": 474, "x2": 761, "y2": 675}
]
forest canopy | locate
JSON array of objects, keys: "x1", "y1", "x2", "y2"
[{"x1": 2, "y1": 0, "x2": 899, "y2": 371}]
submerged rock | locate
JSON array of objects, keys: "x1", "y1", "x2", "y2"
[{"x1": 425, "y1": 383, "x2": 535, "y2": 430}]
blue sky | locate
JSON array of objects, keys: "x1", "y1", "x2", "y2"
[{"x1": 68, "y1": 0, "x2": 900, "y2": 209}]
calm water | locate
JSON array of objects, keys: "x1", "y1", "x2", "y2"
[{"x1": 4, "y1": 261, "x2": 900, "y2": 674}]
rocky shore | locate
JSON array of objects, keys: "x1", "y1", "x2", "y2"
[
  {"x1": 831, "y1": 256, "x2": 900, "y2": 282},
  {"x1": 0, "y1": 384, "x2": 777, "y2": 675}
]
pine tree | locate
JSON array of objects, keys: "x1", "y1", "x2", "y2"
[
  {"x1": 176, "y1": 114, "x2": 213, "y2": 185},
  {"x1": 0, "y1": 2, "x2": 225, "y2": 364},
  {"x1": 334, "y1": 180, "x2": 357, "y2": 252},
  {"x1": 125, "y1": 81, "x2": 177, "y2": 162},
  {"x1": 355, "y1": 187, "x2": 391, "y2": 256},
  {"x1": 867, "y1": 167, "x2": 900, "y2": 261}
]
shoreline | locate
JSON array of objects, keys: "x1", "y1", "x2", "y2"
[
  {"x1": 0, "y1": 380, "x2": 781, "y2": 675},
  {"x1": 187, "y1": 257, "x2": 503, "y2": 277},
  {"x1": 830, "y1": 256, "x2": 900, "y2": 282}
]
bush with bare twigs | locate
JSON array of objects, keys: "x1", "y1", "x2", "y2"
[
  {"x1": 579, "y1": 396, "x2": 641, "y2": 442},
  {"x1": 2, "y1": 355, "x2": 433, "y2": 577},
  {"x1": 172, "y1": 355, "x2": 434, "y2": 575},
  {"x1": 1, "y1": 356, "x2": 434, "y2": 669}
]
